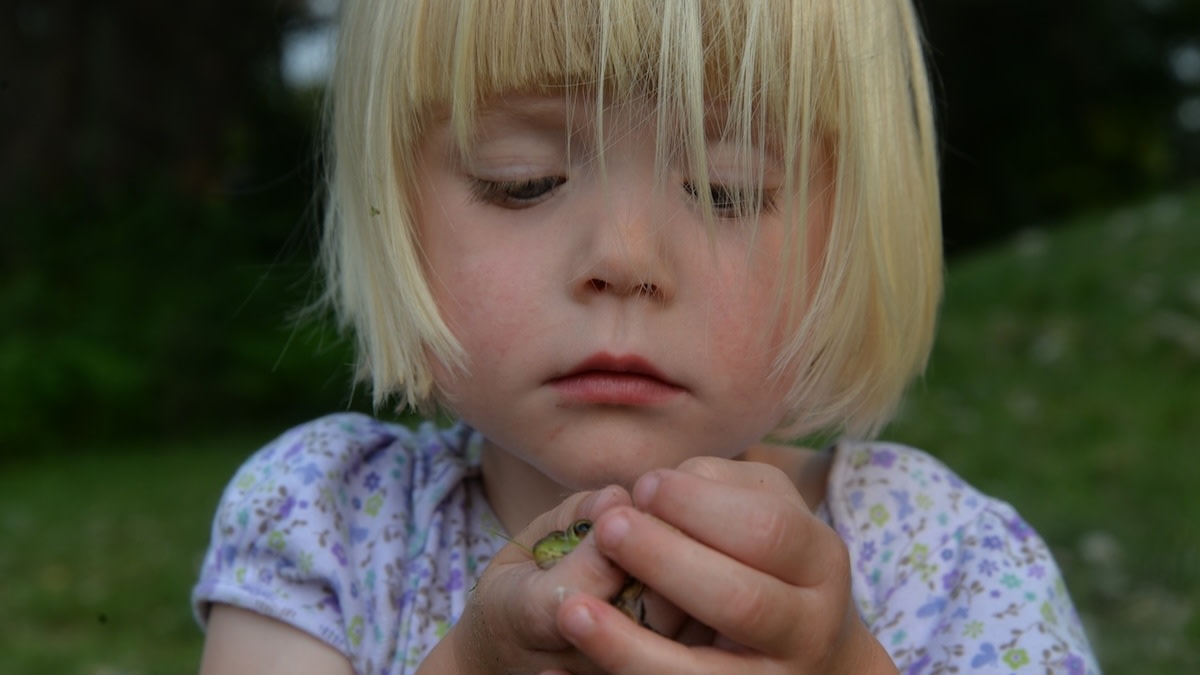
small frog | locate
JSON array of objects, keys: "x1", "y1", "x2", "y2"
[{"x1": 533, "y1": 519, "x2": 648, "y2": 628}]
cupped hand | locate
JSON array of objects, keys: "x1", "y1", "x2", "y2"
[
  {"x1": 423, "y1": 485, "x2": 635, "y2": 675},
  {"x1": 551, "y1": 457, "x2": 899, "y2": 674}
]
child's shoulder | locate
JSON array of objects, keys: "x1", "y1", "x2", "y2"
[
  {"x1": 232, "y1": 412, "x2": 482, "y2": 492},
  {"x1": 193, "y1": 413, "x2": 492, "y2": 657},
  {"x1": 824, "y1": 440, "x2": 998, "y2": 534},
  {"x1": 824, "y1": 442, "x2": 1098, "y2": 672},
  {"x1": 204, "y1": 413, "x2": 486, "y2": 553}
]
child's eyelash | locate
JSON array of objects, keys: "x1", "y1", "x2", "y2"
[
  {"x1": 682, "y1": 181, "x2": 777, "y2": 217},
  {"x1": 466, "y1": 176, "x2": 774, "y2": 216},
  {"x1": 468, "y1": 176, "x2": 566, "y2": 208}
]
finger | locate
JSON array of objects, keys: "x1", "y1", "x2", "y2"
[
  {"x1": 557, "y1": 592, "x2": 753, "y2": 675},
  {"x1": 503, "y1": 484, "x2": 633, "y2": 556},
  {"x1": 677, "y1": 454, "x2": 801, "y2": 491},
  {"x1": 591, "y1": 507, "x2": 805, "y2": 653},
  {"x1": 480, "y1": 486, "x2": 634, "y2": 652},
  {"x1": 532, "y1": 486, "x2": 638, "y2": 620},
  {"x1": 529, "y1": 484, "x2": 635, "y2": 599},
  {"x1": 579, "y1": 484, "x2": 636, "y2": 524},
  {"x1": 632, "y1": 464, "x2": 843, "y2": 588}
]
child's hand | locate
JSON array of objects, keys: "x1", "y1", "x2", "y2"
[
  {"x1": 551, "y1": 458, "x2": 899, "y2": 674},
  {"x1": 421, "y1": 485, "x2": 635, "y2": 675}
]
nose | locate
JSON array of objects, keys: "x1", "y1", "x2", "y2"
[{"x1": 571, "y1": 180, "x2": 677, "y2": 303}]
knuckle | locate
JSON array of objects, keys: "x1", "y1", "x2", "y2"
[
  {"x1": 675, "y1": 455, "x2": 725, "y2": 481},
  {"x1": 750, "y1": 505, "x2": 794, "y2": 557},
  {"x1": 724, "y1": 578, "x2": 774, "y2": 628},
  {"x1": 510, "y1": 579, "x2": 556, "y2": 634},
  {"x1": 817, "y1": 526, "x2": 852, "y2": 584}
]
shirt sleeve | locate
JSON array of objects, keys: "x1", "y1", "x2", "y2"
[
  {"x1": 190, "y1": 413, "x2": 402, "y2": 657},
  {"x1": 829, "y1": 444, "x2": 1100, "y2": 674}
]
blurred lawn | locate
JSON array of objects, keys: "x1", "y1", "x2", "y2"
[
  {"x1": 885, "y1": 188, "x2": 1200, "y2": 672},
  {"x1": 1, "y1": 188, "x2": 1197, "y2": 673},
  {"x1": 0, "y1": 436, "x2": 256, "y2": 674}
]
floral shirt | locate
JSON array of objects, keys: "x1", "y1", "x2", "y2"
[{"x1": 193, "y1": 413, "x2": 1099, "y2": 674}]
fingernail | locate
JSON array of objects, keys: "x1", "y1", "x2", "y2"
[
  {"x1": 596, "y1": 484, "x2": 626, "y2": 511},
  {"x1": 598, "y1": 512, "x2": 630, "y2": 549},
  {"x1": 562, "y1": 602, "x2": 596, "y2": 637},
  {"x1": 634, "y1": 472, "x2": 659, "y2": 507}
]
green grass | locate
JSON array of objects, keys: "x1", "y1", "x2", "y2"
[
  {"x1": 2, "y1": 188, "x2": 1197, "y2": 673},
  {"x1": 885, "y1": 189, "x2": 1200, "y2": 672},
  {"x1": 0, "y1": 436, "x2": 261, "y2": 674}
]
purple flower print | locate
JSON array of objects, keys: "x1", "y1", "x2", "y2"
[
  {"x1": 283, "y1": 440, "x2": 305, "y2": 461},
  {"x1": 221, "y1": 544, "x2": 238, "y2": 567},
  {"x1": 1029, "y1": 564, "x2": 1046, "y2": 579},
  {"x1": 978, "y1": 558, "x2": 999, "y2": 577},
  {"x1": 363, "y1": 471, "x2": 381, "y2": 491},
  {"x1": 982, "y1": 535, "x2": 1003, "y2": 551},
  {"x1": 1063, "y1": 653, "x2": 1086, "y2": 675},
  {"x1": 941, "y1": 569, "x2": 962, "y2": 591},
  {"x1": 277, "y1": 495, "x2": 296, "y2": 520},
  {"x1": 917, "y1": 597, "x2": 947, "y2": 618},
  {"x1": 970, "y1": 642, "x2": 998, "y2": 667},
  {"x1": 446, "y1": 568, "x2": 464, "y2": 591},
  {"x1": 861, "y1": 540, "x2": 877, "y2": 562},
  {"x1": 300, "y1": 462, "x2": 323, "y2": 485},
  {"x1": 890, "y1": 489, "x2": 914, "y2": 519},
  {"x1": 321, "y1": 590, "x2": 342, "y2": 613},
  {"x1": 332, "y1": 542, "x2": 349, "y2": 566},
  {"x1": 1006, "y1": 515, "x2": 1034, "y2": 542},
  {"x1": 871, "y1": 449, "x2": 897, "y2": 468}
]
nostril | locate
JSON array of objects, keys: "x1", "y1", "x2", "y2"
[{"x1": 586, "y1": 278, "x2": 660, "y2": 297}]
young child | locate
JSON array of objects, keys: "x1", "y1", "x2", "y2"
[{"x1": 194, "y1": 1, "x2": 1099, "y2": 673}]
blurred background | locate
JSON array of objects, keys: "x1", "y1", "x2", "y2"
[{"x1": 1, "y1": 0, "x2": 1197, "y2": 672}]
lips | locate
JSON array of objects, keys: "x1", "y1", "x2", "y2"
[{"x1": 548, "y1": 353, "x2": 685, "y2": 406}]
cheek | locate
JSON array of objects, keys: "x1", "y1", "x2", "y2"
[
  {"x1": 431, "y1": 258, "x2": 531, "y2": 361},
  {"x1": 701, "y1": 245, "x2": 787, "y2": 366},
  {"x1": 423, "y1": 228, "x2": 564, "y2": 378}
]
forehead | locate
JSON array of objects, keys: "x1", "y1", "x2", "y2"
[{"x1": 434, "y1": 92, "x2": 770, "y2": 145}]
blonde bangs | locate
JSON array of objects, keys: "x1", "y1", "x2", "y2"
[{"x1": 395, "y1": 1, "x2": 835, "y2": 161}]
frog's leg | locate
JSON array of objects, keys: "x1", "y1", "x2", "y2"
[{"x1": 611, "y1": 578, "x2": 645, "y2": 623}]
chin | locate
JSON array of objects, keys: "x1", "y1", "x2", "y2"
[{"x1": 539, "y1": 433, "x2": 694, "y2": 490}]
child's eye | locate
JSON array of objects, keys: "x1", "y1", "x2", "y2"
[
  {"x1": 682, "y1": 181, "x2": 775, "y2": 218},
  {"x1": 468, "y1": 176, "x2": 566, "y2": 208}
]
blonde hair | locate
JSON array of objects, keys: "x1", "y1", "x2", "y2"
[{"x1": 321, "y1": 0, "x2": 941, "y2": 439}]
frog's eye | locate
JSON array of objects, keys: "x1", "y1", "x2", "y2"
[{"x1": 570, "y1": 520, "x2": 593, "y2": 538}]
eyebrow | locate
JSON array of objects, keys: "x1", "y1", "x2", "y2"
[{"x1": 429, "y1": 94, "x2": 574, "y2": 128}]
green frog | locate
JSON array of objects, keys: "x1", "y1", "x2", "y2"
[{"x1": 533, "y1": 519, "x2": 648, "y2": 628}]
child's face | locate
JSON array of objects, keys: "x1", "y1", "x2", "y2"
[{"x1": 413, "y1": 93, "x2": 830, "y2": 492}]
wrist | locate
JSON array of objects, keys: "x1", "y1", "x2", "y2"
[
  {"x1": 415, "y1": 623, "x2": 467, "y2": 675},
  {"x1": 835, "y1": 621, "x2": 898, "y2": 675}
]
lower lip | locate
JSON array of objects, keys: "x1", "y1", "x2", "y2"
[{"x1": 549, "y1": 372, "x2": 685, "y2": 406}]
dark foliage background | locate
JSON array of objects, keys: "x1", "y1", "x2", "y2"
[{"x1": 2, "y1": 0, "x2": 1198, "y2": 456}]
